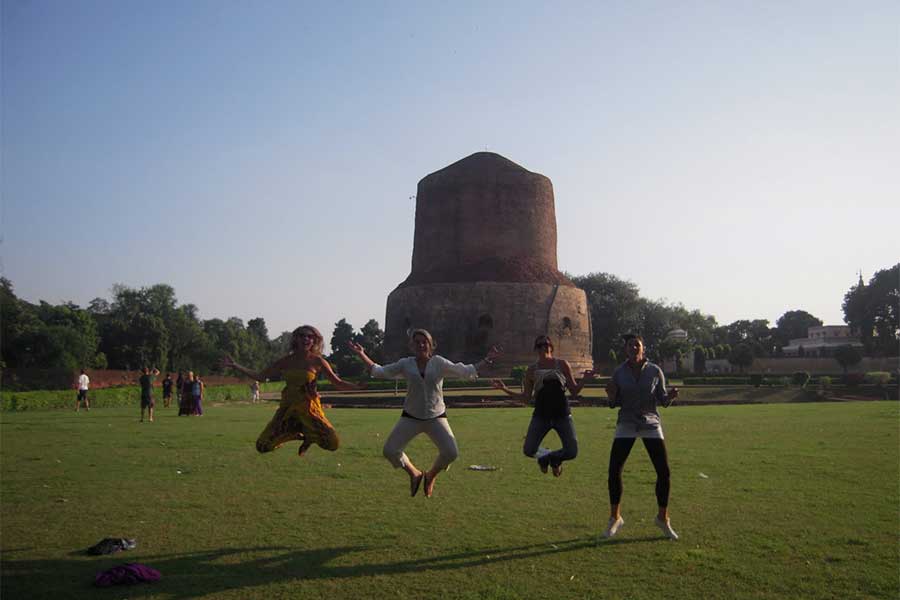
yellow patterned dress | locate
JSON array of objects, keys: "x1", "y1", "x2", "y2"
[{"x1": 255, "y1": 368, "x2": 339, "y2": 454}]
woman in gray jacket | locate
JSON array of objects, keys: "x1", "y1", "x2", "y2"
[{"x1": 603, "y1": 334, "x2": 680, "y2": 540}]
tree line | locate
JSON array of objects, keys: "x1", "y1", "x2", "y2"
[{"x1": 1, "y1": 263, "x2": 895, "y2": 376}]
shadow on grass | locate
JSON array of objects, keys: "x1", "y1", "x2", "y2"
[{"x1": 2, "y1": 535, "x2": 663, "y2": 598}]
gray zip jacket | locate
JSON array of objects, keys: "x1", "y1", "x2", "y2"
[{"x1": 610, "y1": 360, "x2": 672, "y2": 430}]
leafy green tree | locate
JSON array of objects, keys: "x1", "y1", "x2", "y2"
[
  {"x1": 843, "y1": 264, "x2": 899, "y2": 356},
  {"x1": 358, "y1": 319, "x2": 385, "y2": 365},
  {"x1": 693, "y1": 346, "x2": 707, "y2": 374},
  {"x1": 165, "y1": 304, "x2": 208, "y2": 372},
  {"x1": 833, "y1": 345, "x2": 862, "y2": 374},
  {"x1": 774, "y1": 310, "x2": 823, "y2": 352},
  {"x1": 328, "y1": 319, "x2": 364, "y2": 377},
  {"x1": 99, "y1": 284, "x2": 177, "y2": 370},
  {"x1": 728, "y1": 343, "x2": 755, "y2": 373},
  {"x1": 0, "y1": 279, "x2": 104, "y2": 370},
  {"x1": 273, "y1": 331, "x2": 294, "y2": 356},
  {"x1": 570, "y1": 273, "x2": 642, "y2": 363},
  {"x1": 719, "y1": 319, "x2": 774, "y2": 357}
]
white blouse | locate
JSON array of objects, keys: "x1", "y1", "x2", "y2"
[{"x1": 370, "y1": 355, "x2": 479, "y2": 419}]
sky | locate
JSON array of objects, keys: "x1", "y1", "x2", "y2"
[{"x1": 3, "y1": 0, "x2": 898, "y2": 348}]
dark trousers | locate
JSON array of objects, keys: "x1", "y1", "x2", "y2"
[
  {"x1": 607, "y1": 437, "x2": 670, "y2": 507},
  {"x1": 523, "y1": 414, "x2": 578, "y2": 467}
]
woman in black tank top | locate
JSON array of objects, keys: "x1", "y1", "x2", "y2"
[{"x1": 493, "y1": 335, "x2": 595, "y2": 477}]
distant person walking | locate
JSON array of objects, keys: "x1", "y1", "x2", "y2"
[
  {"x1": 349, "y1": 329, "x2": 502, "y2": 498},
  {"x1": 602, "y1": 334, "x2": 680, "y2": 540},
  {"x1": 192, "y1": 374, "x2": 205, "y2": 416},
  {"x1": 178, "y1": 372, "x2": 194, "y2": 416},
  {"x1": 75, "y1": 369, "x2": 90, "y2": 412},
  {"x1": 250, "y1": 380, "x2": 261, "y2": 403},
  {"x1": 492, "y1": 335, "x2": 595, "y2": 477},
  {"x1": 223, "y1": 325, "x2": 363, "y2": 458},
  {"x1": 162, "y1": 373, "x2": 174, "y2": 408},
  {"x1": 139, "y1": 367, "x2": 160, "y2": 423}
]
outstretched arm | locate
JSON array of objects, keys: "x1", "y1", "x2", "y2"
[
  {"x1": 316, "y1": 356, "x2": 365, "y2": 391},
  {"x1": 347, "y1": 341, "x2": 376, "y2": 373},
  {"x1": 222, "y1": 354, "x2": 278, "y2": 382},
  {"x1": 560, "y1": 360, "x2": 596, "y2": 398},
  {"x1": 491, "y1": 367, "x2": 535, "y2": 404}
]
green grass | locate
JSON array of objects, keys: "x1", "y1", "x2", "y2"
[{"x1": 2, "y1": 402, "x2": 898, "y2": 599}]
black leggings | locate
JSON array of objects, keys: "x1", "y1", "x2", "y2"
[{"x1": 607, "y1": 437, "x2": 670, "y2": 508}]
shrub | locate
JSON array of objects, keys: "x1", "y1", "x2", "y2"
[
  {"x1": 843, "y1": 373, "x2": 864, "y2": 387},
  {"x1": 749, "y1": 374, "x2": 763, "y2": 388},
  {"x1": 682, "y1": 377, "x2": 750, "y2": 385},
  {"x1": 818, "y1": 376, "x2": 832, "y2": 389},
  {"x1": 864, "y1": 372, "x2": 892, "y2": 385},
  {"x1": 510, "y1": 366, "x2": 528, "y2": 384},
  {"x1": 792, "y1": 371, "x2": 811, "y2": 388}
]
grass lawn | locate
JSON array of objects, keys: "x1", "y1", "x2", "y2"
[{"x1": 1, "y1": 402, "x2": 897, "y2": 599}]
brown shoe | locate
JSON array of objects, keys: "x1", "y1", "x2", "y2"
[{"x1": 410, "y1": 472, "x2": 423, "y2": 497}]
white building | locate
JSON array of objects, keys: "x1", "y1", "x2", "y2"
[{"x1": 781, "y1": 325, "x2": 863, "y2": 357}]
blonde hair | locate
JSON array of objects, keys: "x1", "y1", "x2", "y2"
[
  {"x1": 408, "y1": 328, "x2": 436, "y2": 355},
  {"x1": 291, "y1": 325, "x2": 324, "y2": 356}
]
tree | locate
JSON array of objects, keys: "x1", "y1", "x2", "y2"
[
  {"x1": 0, "y1": 279, "x2": 104, "y2": 370},
  {"x1": 570, "y1": 272, "x2": 642, "y2": 363},
  {"x1": 693, "y1": 346, "x2": 707, "y2": 374},
  {"x1": 720, "y1": 319, "x2": 774, "y2": 357},
  {"x1": 328, "y1": 319, "x2": 364, "y2": 377},
  {"x1": 833, "y1": 345, "x2": 862, "y2": 374},
  {"x1": 728, "y1": 343, "x2": 755, "y2": 373},
  {"x1": 358, "y1": 319, "x2": 385, "y2": 365},
  {"x1": 774, "y1": 310, "x2": 823, "y2": 349},
  {"x1": 843, "y1": 264, "x2": 899, "y2": 356}
]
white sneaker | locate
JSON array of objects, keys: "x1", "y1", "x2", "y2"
[
  {"x1": 602, "y1": 516, "x2": 624, "y2": 538},
  {"x1": 655, "y1": 516, "x2": 679, "y2": 540}
]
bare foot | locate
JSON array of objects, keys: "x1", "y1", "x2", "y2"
[{"x1": 423, "y1": 472, "x2": 436, "y2": 498}]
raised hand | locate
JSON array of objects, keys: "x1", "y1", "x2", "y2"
[
  {"x1": 486, "y1": 345, "x2": 503, "y2": 362},
  {"x1": 347, "y1": 341, "x2": 365, "y2": 356}
]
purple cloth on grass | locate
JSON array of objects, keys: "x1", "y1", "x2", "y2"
[{"x1": 94, "y1": 563, "x2": 161, "y2": 587}]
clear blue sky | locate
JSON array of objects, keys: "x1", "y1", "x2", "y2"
[{"x1": 3, "y1": 1, "x2": 898, "y2": 347}]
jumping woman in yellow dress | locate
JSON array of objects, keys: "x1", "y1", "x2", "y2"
[{"x1": 222, "y1": 325, "x2": 363, "y2": 457}]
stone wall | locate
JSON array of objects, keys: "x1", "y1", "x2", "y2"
[{"x1": 384, "y1": 282, "x2": 592, "y2": 375}]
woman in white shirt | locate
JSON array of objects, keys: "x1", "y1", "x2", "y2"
[{"x1": 349, "y1": 329, "x2": 501, "y2": 498}]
